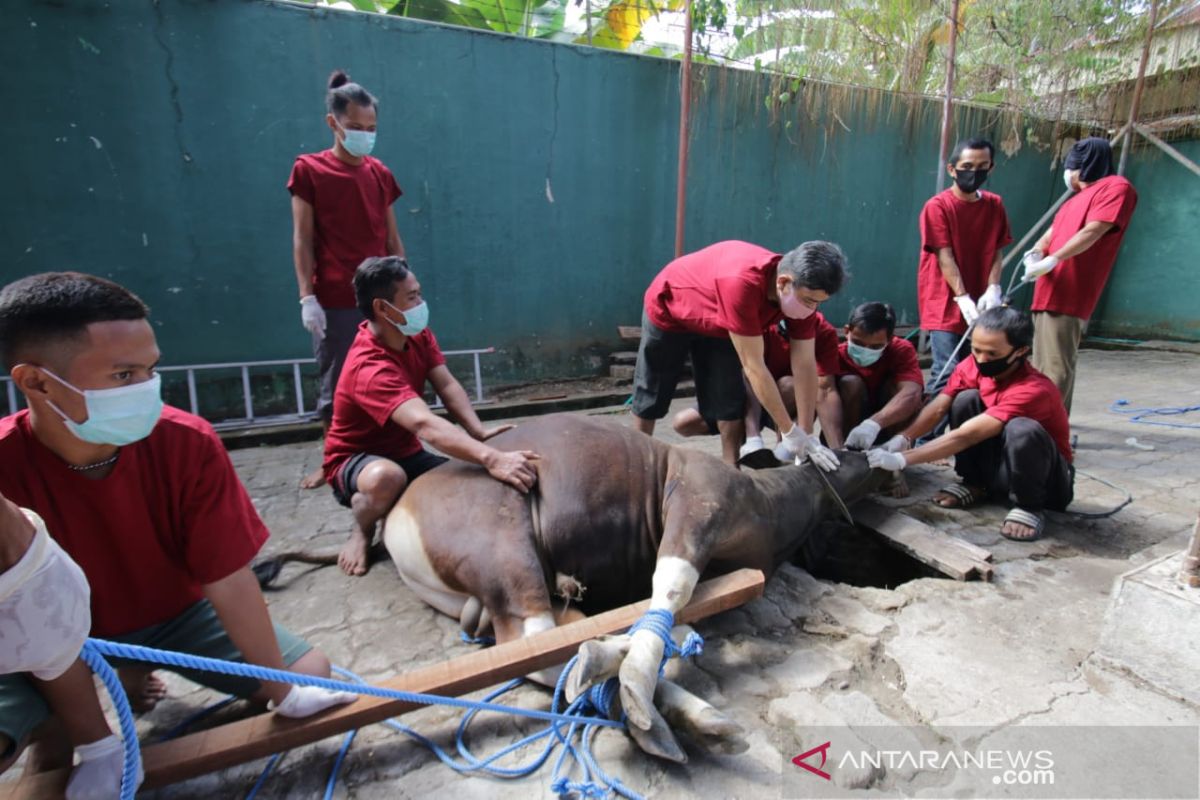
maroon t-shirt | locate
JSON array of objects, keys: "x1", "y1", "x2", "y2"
[
  {"x1": 942, "y1": 359, "x2": 1072, "y2": 462},
  {"x1": 836, "y1": 336, "x2": 924, "y2": 394},
  {"x1": 322, "y1": 323, "x2": 447, "y2": 482},
  {"x1": 287, "y1": 150, "x2": 403, "y2": 309},
  {"x1": 765, "y1": 313, "x2": 840, "y2": 379},
  {"x1": 917, "y1": 190, "x2": 1012, "y2": 334},
  {"x1": 1032, "y1": 176, "x2": 1138, "y2": 320}
]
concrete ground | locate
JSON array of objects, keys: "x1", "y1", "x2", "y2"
[{"x1": 28, "y1": 348, "x2": 1200, "y2": 798}]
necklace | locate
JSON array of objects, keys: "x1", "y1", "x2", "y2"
[{"x1": 68, "y1": 453, "x2": 120, "y2": 472}]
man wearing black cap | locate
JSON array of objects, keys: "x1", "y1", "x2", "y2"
[{"x1": 1021, "y1": 137, "x2": 1138, "y2": 413}]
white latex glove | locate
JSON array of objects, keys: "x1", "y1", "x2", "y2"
[
  {"x1": 803, "y1": 433, "x2": 840, "y2": 472},
  {"x1": 866, "y1": 448, "x2": 907, "y2": 472},
  {"x1": 300, "y1": 295, "x2": 327, "y2": 338},
  {"x1": 66, "y1": 734, "x2": 142, "y2": 800},
  {"x1": 1023, "y1": 254, "x2": 1059, "y2": 281},
  {"x1": 953, "y1": 294, "x2": 979, "y2": 325},
  {"x1": 772, "y1": 425, "x2": 807, "y2": 462},
  {"x1": 738, "y1": 435, "x2": 766, "y2": 459},
  {"x1": 843, "y1": 419, "x2": 881, "y2": 451},
  {"x1": 1022, "y1": 248, "x2": 1044, "y2": 269},
  {"x1": 879, "y1": 434, "x2": 910, "y2": 453},
  {"x1": 270, "y1": 685, "x2": 358, "y2": 719},
  {"x1": 977, "y1": 284, "x2": 1003, "y2": 311}
]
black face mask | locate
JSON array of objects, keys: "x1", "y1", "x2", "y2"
[
  {"x1": 975, "y1": 350, "x2": 1023, "y2": 378},
  {"x1": 953, "y1": 168, "x2": 990, "y2": 193}
]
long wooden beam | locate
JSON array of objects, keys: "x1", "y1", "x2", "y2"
[{"x1": 3, "y1": 568, "x2": 765, "y2": 799}]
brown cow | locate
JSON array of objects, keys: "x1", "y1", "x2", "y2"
[{"x1": 382, "y1": 412, "x2": 884, "y2": 760}]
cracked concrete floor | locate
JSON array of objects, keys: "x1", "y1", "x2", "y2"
[{"x1": 18, "y1": 348, "x2": 1199, "y2": 798}]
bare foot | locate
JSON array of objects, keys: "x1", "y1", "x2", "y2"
[
  {"x1": 931, "y1": 484, "x2": 986, "y2": 509},
  {"x1": 1001, "y1": 520, "x2": 1038, "y2": 540},
  {"x1": 338, "y1": 530, "x2": 371, "y2": 576},
  {"x1": 118, "y1": 669, "x2": 168, "y2": 713},
  {"x1": 300, "y1": 466, "x2": 326, "y2": 490}
]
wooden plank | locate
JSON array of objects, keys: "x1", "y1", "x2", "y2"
[
  {"x1": 855, "y1": 500, "x2": 994, "y2": 582},
  {"x1": 4, "y1": 569, "x2": 764, "y2": 799},
  {"x1": 609, "y1": 351, "x2": 638, "y2": 365},
  {"x1": 617, "y1": 325, "x2": 642, "y2": 341}
]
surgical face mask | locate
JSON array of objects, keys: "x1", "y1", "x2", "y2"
[
  {"x1": 43, "y1": 370, "x2": 163, "y2": 446},
  {"x1": 974, "y1": 350, "x2": 1023, "y2": 379},
  {"x1": 847, "y1": 340, "x2": 885, "y2": 367},
  {"x1": 1063, "y1": 169, "x2": 1078, "y2": 192},
  {"x1": 385, "y1": 300, "x2": 429, "y2": 336},
  {"x1": 779, "y1": 285, "x2": 816, "y2": 320},
  {"x1": 338, "y1": 123, "x2": 376, "y2": 158},
  {"x1": 953, "y1": 167, "x2": 989, "y2": 194}
]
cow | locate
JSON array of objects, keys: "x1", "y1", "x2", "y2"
[{"x1": 380, "y1": 412, "x2": 885, "y2": 761}]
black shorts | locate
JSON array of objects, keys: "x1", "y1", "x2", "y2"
[
  {"x1": 632, "y1": 311, "x2": 746, "y2": 422},
  {"x1": 700, "y1": 408, "x2": 776, "y2": 435},
  {"x1": 330, "y1": 450, "x2": 449, "y2": 507}
]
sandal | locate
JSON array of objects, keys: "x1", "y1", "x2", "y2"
[
  {"x1": 931, "y1": 483, "x2": 986, "y2": 509},
  {"x1": 1002, "y1": 507, "x2": 1045, "y2": 541}
]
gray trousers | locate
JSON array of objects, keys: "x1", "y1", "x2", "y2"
[
  {"x1": 1032, "y1": 311, "x2": 1085, "y2": 414},
  {"x1": 314, "y1": 308, "x2": 363, "y2": 423}
]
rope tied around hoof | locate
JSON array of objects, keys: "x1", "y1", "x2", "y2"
[{"x1": 628, "y1": 608, "x2": 704, "y2": 675}]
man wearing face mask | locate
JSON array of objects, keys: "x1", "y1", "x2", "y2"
[
  {"x1": 836, "y1": 302, "x2": 925, "y2": 451},
  {"x1": 1023, "y1": 137, "x2": 1138, "y2": 414},
  {"x1": 0, "y1": 273, "x2": 356, "y2": 775},
  {"x1": 289, "y1": 70, "x2": 406, "y2": 490},
  {"x1": 322, "y1": 257, "x2": 539, "y2": 577},
  {"x1": 916, "y1": 138, "x2": 1013, "y2": 417},
  {"x1": 633, "y1": 240, "x2": 849, "y2": 469},
  {"x1": 865, "y1": 307, "x2": 1073, "y2": 542}
]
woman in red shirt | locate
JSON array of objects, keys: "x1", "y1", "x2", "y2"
[{"x1": 289, "y1": 71, "x2": 406, "y2": 488}]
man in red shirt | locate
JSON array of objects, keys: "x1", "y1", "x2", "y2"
[
  {"x1": 1023, "y1": 137, "x2": 1138, "y2": 413},
  {"x1": 289, "y1": 71, "x2": 406, "y2": 489},
  {"x1": 836, "y1": 302, "x2": 925, "y2": 451},
  {"x1": 916, "y1": 137, "x2": 1013, "y2": 411},
  {"x1": 323, "y1": 257, "x2": 539, "y2": 576},
  {"x1": 635, "y1": 240, "x2": 848, "y2": 468},
  {"x1": 866, "y1": 307, "x2": 1073, "y2": 541},
  {"x1": 0, "y1": 273, "x2": 354, "y2": 777}
]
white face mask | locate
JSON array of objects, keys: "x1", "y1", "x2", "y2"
[
  {"x1": 337, "y1": 122, "x2": 376, "y2": 157},
  {"x1": 1063, "y1": 169, "x2": 1078, "y2": 192},
  {"x1": 43, "y1": 370, "x2": 164, "y2": 446}
]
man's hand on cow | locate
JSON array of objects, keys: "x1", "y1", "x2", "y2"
[
  {"x1": 843, "y1": 419, "x2": 882, "y2": 451},
  {"x1": 484, "y1": 449, "x2": 540, "y2": 493},
  {"x1": 771, "y1": 425, "x2": 807, "y2": 462},
  {"x1": 804, "y1": 434, "x2": 840, "y2": 472},
  {"x1": 475, "y1": 424, "x2": 516, "y2": 441},
  {"x1": 866, "y1": 448, "x2": 907, "y2": 472},
  {"x1": 879, "y1": 434, "x2": 910, "y2": 453}
]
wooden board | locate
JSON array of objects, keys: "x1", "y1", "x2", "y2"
[
  {"x1": 4, "y1": 569, "x2": 765, "y2": 799},
  {"x1": 855, "y1": 500, "x2": 994, "y2": 582},
  {"x1": 617, "y1": 325, "x2": 642, "y2": 341}
]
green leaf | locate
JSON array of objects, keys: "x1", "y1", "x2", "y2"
[{"x1": 388, "y1": 0, "x2": 495, "y2": 30}]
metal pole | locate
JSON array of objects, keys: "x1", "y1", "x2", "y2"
[
  {"x1": 934, "y1": 0, "x2": 961, "y2": 193},
  {"x1": 1134, "y1": 123, "x2": 1200, "y2": 179},
  {"x1": 585, "y1": 0, "x2": 592, "y2": 45},
  {"x1": 1118, "y1": 0, "x2": 1158, "y2": 176},
  {"x1": 293, "y1": 362, "x2": 305, "y2": 416},
  {"x1": 674, "y1": 0, "x2": 694, "y2": 258}
]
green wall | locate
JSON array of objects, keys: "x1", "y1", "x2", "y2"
[{"x1": 11, "y1": 0, "x2": 1183, "y2": 409}]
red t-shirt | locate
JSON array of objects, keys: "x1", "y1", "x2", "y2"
[
  {"x1": 942, "y1": 359, "x2": 1072, "y2": 462},
  {"x1": 0, "y1": 407, "x2": 269, "y2": 637},
  {"x1": 287, "y1": 151, "x2": 403, "y2": 309},
  {"x1": 917, "y1": 190, "x2": 1012, "y2": 334},
  {"x1": 644, "y1": 240, "x2": 818, "y2": 341},
  {"x1": 836, "y1": 336, "x2": 924, "y2": 394},
  {"x1": 764, "y1": 313, "x2": 840, "y2": 378},
  {"x1": 1032, "y1": 176, "x2": 1138, "y2": 320},
  {"x1": 323, "y1": 322, "x2": 448, "y2": 482}
]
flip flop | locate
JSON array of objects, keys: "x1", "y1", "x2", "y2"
[
  {"x1": 1002, "y1": 507, "x2": 1045, "y2": 541},
  {"x1": 931, "y1": 483, "x2": 986, "y2": 509}
]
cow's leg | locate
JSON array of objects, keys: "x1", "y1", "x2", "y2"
[{"x1": 654, "y1": 679, "x2": 748, "y2": 755}]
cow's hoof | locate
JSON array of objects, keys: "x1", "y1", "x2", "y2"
[
  {"x1": 655, "y1": 680, "x2": 749, "y2": 755},
  {"x1": 624, "y1": 700, "x2": 688, "y2": 764},
  {"x1": 618, "y1": 674, "x2": 658, "y2": 732},
  {"x1": 567, "y1": 635, "x2": 631, "y2": 703}
]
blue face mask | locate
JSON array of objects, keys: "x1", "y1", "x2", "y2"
[
  {"x1": 847, "y1": 340, "x2": 885, "y2": 367},
  {"x1": 44, "y1": 371, "x2": 164, "y2": 446},
  {"x1": 338, "y1": 123, "x2": 376, "y2": 158},
  {"x1": 385, "y1": 300, "x2": 429, "y2": 337}
]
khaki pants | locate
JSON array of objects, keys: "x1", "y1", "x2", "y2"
[{"x1": 1032, "y1": 311, "x2": 1085, "y2": 414}]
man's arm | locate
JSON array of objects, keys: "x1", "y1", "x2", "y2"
[
  {"x1": 815, "y1": 375, "x2": 844, "y2": 448},
  {"x1": 729, "y1": 332, "x2": 793, "y2": 433},
  {"x1": 392, "y1": 397, "x2": 537, "y2": 492},
  {"x1": 788, "y1": 338, "x2": 819, "y2": 434},
  {"x1": 987, "y1": 249, "x2": 1003, "y2": 286},
  {"x1": 870, "y1": 380, "x2": 924, "y2": 430},
  {"x1": 900, "y1": 411, "x2": 1003, "y2": 466},
  {"x1": 291, "y1": 196, "x2": 317, "y2": 299},
  {"x1": 898, "y1": 393, "x2": 954, "y2": 444},
  {"x1": 1033, "y1": 225, "x2": 1053, "y2": 254},
  {"x1": 936, "y1": 247, "x2": 968, "y2": 297},
  {"x1": 385, "y1": 207, "x2": 406, "y2": 259},
  {"x1": 1049, "y1": 220, "x2": 1115, "y2": 261},
  {"x1": 203, "y1": 566, "x2": 293, "y2": 704},
  {"x1": 427, "y1": 365, "x2": 511, "y2": 442}
]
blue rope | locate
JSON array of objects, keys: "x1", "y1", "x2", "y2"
[
  {"x1": 79, "y1": 643, "x2": 142, "y2": 800},
  {"x1": 1111, "y1": 399, "x2": 1200, "y2": 429},
  {"x1": 459, "y1": 630, "x2": 496, "y2": 646},
  {"x1": 627, "y1": 609, "x2": 704, "y2": 674},
  {"x1": 157, "y1": 694, "x2": 237, "y2": 742},
  {"x1": 245, "y1": 752, "x2": 284, "y2": 800}
]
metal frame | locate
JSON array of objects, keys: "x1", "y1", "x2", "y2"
[{"x1": 0, "y1": 347, "x2": 495, "y2": 430}]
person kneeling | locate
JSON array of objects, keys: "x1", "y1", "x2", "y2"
[
  {"x1": 323, "y1": 257, "x2": 539, "y2": 576},
  {"x1": 865, "y1": 307, "x2": 1073, "y2": 541},
  {"x1": 837, "y1": 302, "x2": 924, "y2": 451}
]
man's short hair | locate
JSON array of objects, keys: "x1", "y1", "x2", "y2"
[
  {"x1": 846, "y1": 301, "x2": 896, "y2": 337},
  {"x1": 976, "y1": 306, "x2": 1033, "y2": 350},
  {"x1": 353, "y1": 256, "x2": 411, "y2": 320},
  {"x1": 0, "y1": 272, "x2": 149, "y2": 369},
  {"x1": 778, "y1": 241, "x2": 849, "y2": 296},
  {"x1": 948, "y1": 137, "x2": 995, "y2": 165}
]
